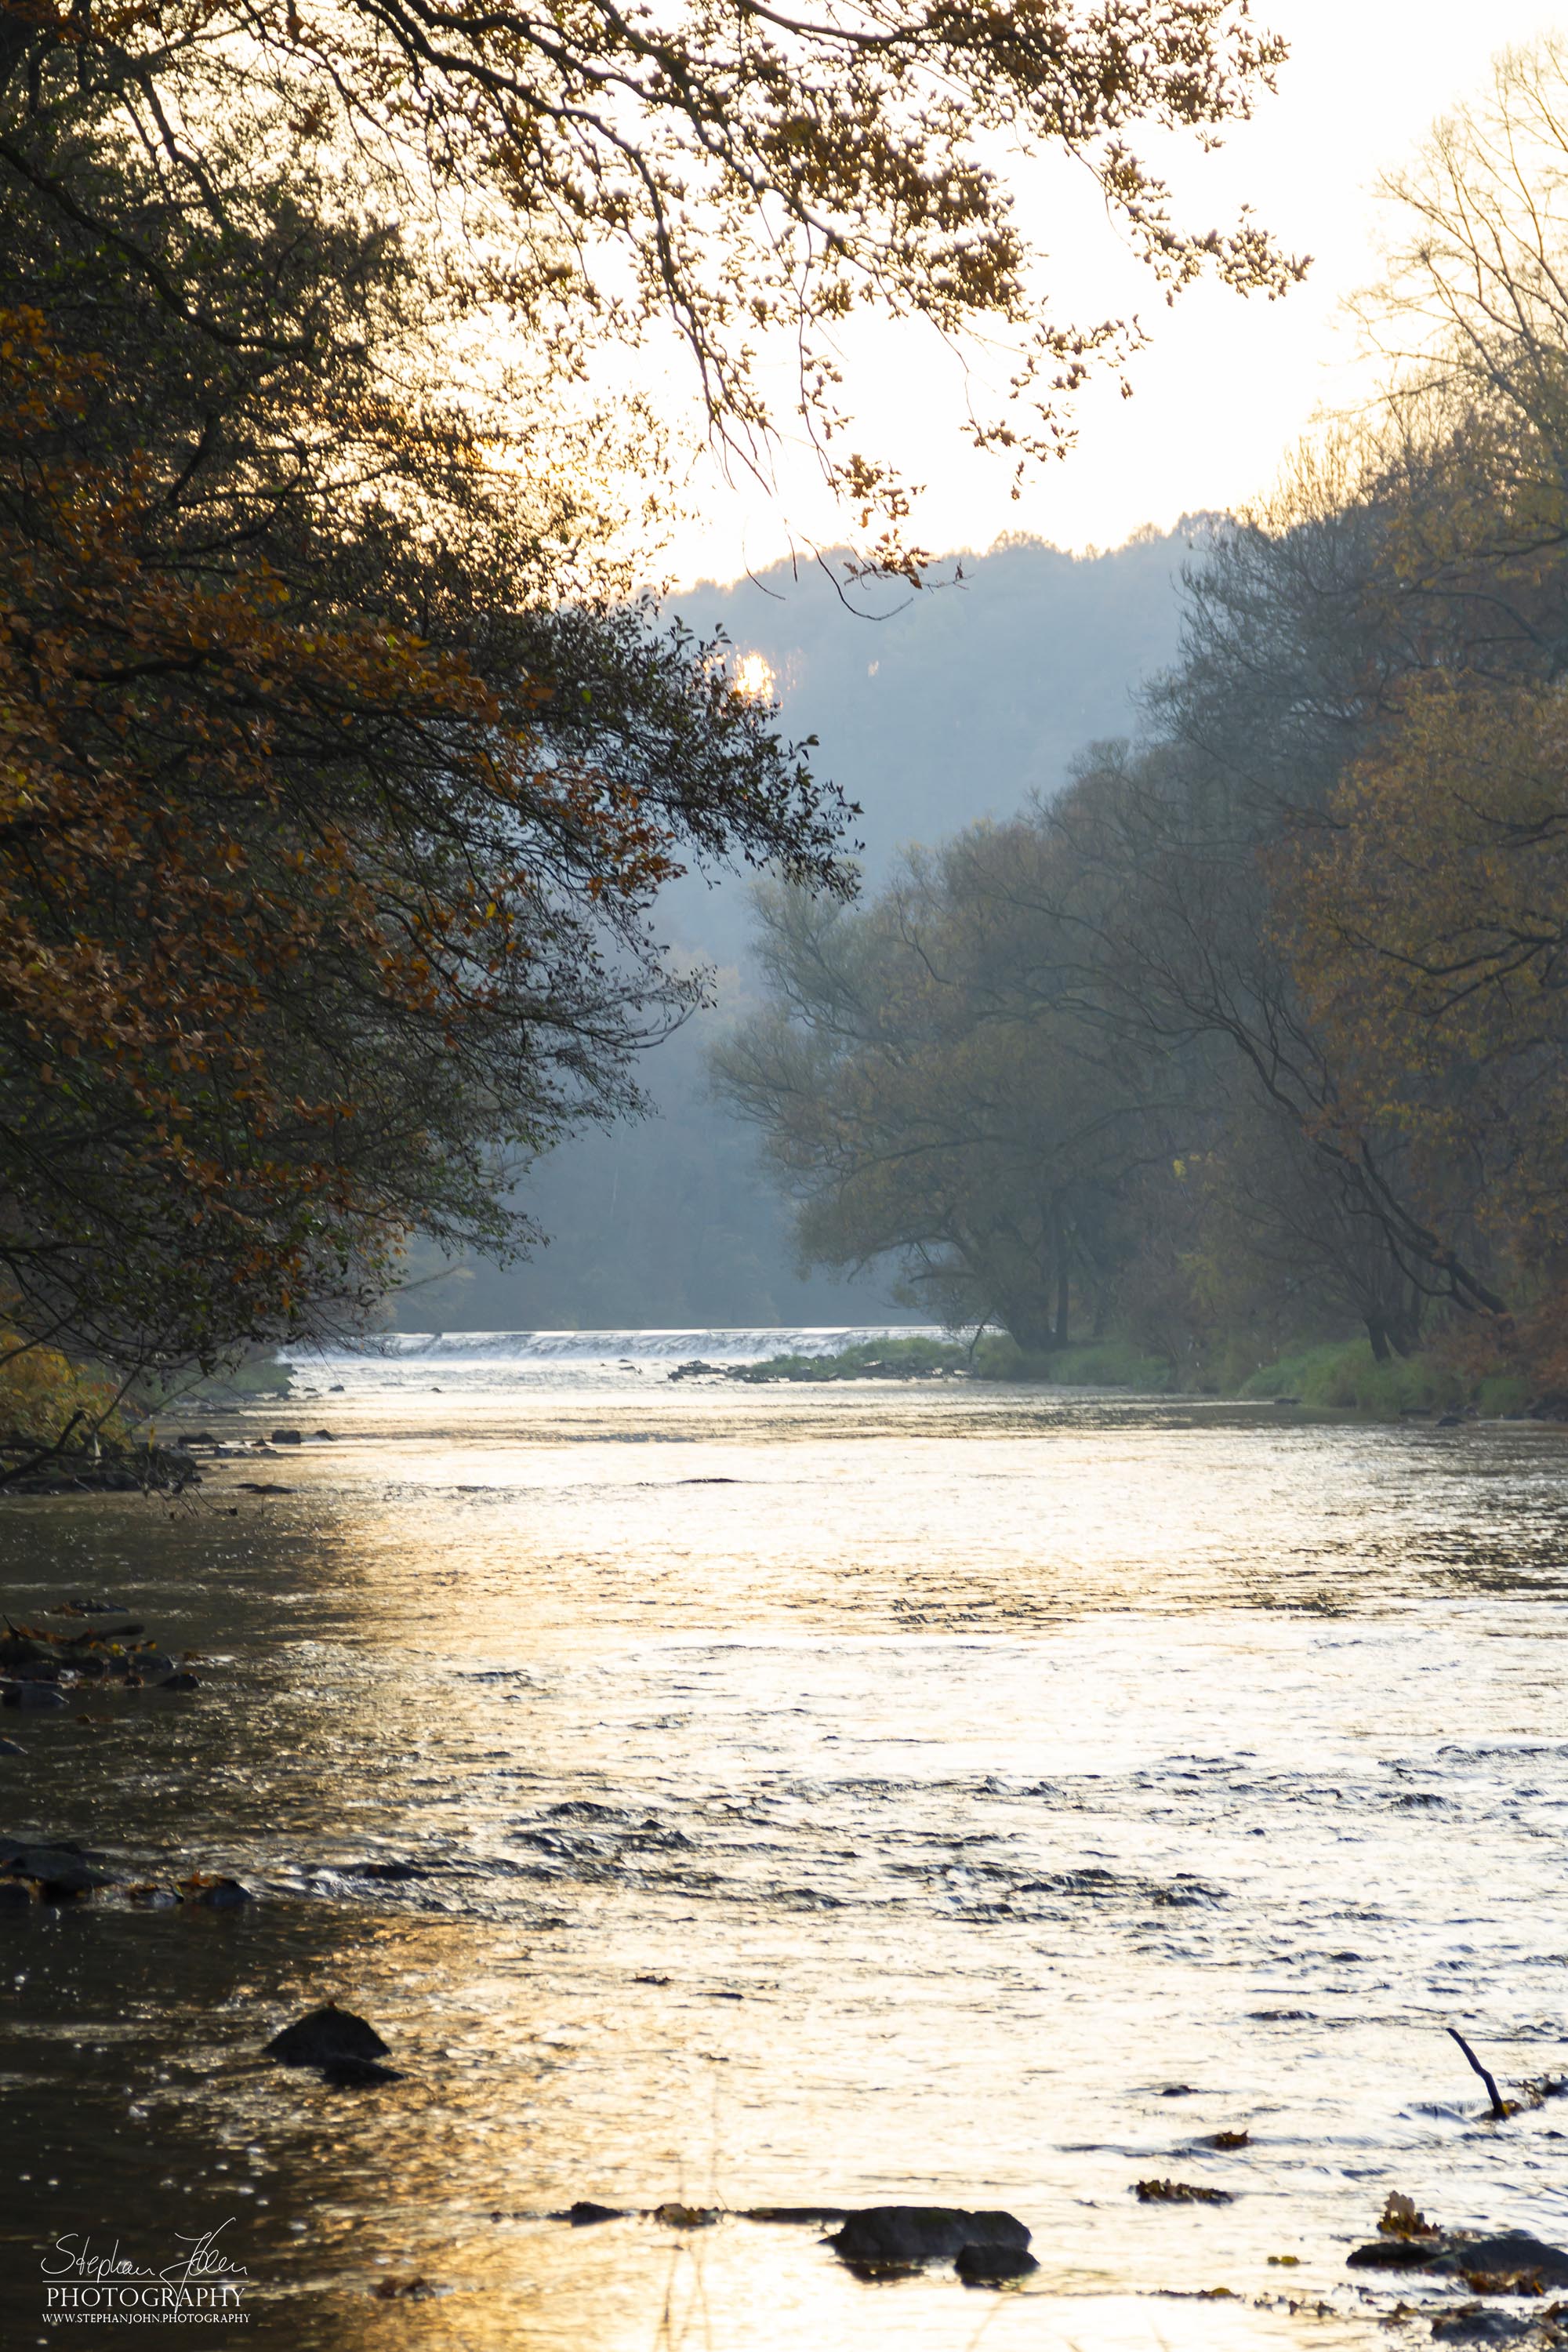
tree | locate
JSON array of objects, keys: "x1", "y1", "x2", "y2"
[
  {"x1": 1283, "y1": 39, "x2": 1568, "y2": 1375},
  {"x1": 715, "y1": 833, "x2": 1176, "y2": 1350},
  {"x1": 0, "y1": 78, "x2": 846, "y2": 1371},
  {"x1": 0, "y1": 0, "x2": 1301, "y2": 573}
]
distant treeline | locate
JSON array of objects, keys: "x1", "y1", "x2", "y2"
[{"x1": 717, "y1": 45, "x2": 1568, "y2": 1400}]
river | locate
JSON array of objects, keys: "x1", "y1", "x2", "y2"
[{"x1": 2, "y1": 1330, "x2": 1565, "y2": 2350}]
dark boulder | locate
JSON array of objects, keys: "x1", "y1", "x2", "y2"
[
  {"x1": 157, "y1": 1672, "x2": 200, "y2": 1693},
  {"x1": 270, "y1": 1428, "x2": 303, "y2": 1445},
  {"x1": 3, "y1": 1843, "x2": 108, "y2": 1899},
  {"x1": 2, "y1": 1682, "x2": 67, "y2": 1711},
  {"x1": 561, "y1": 2201, "x2": 625, "y2": 2227},
  {"x1": 1348, "y1": 2230, "x2": 1568, "y2": 2288},
  {"x1": 1347, "y1": 2240, "x2": 1445, "y2": 2271},
  {"x1": 956, "y1": 2243, "x2": 1040, "y2": 2284},
  {"x1": 1431, "y1": 2232, "x2": 1568, "y2": 2288},
  {"x1": 265, "y1": 2002, "x2": 391, "y2": 2067},
  {"x1": 0, "y1": 1735, "x2": 24, "y2": 1755},
  {"x1": 829, "y1": 2207, "x2": 1030, "y2": 2267}
]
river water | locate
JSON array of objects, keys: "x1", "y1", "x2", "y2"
[{"x1": 2, "y1": 1332, "x2": 1566, "y2": 2351}]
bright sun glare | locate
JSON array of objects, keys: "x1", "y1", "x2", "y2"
[{"x1": 734, "y1": 651, "x2": 776, "y2": 701}]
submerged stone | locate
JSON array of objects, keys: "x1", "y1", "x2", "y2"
[
  {"x1": 183, "y1": 1876, "x2": 252, "y2": 1907},
  {"x1": 321, "y1": 2056, "x2": 404, "y2": 2088},
  {"x1": 1431, "y1": 2311, "x2": 1544, "y2": 2346}
]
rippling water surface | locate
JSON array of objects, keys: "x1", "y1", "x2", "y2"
[{"x1": 2, "y1": 1338, "x2": 1566, "y2": 2350}]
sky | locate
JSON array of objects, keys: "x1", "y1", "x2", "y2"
[{"x1": 664, "y1": 0, "x2": 1568, "y2": 589}]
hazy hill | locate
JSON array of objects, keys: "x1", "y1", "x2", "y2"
[{"x1": 394, "y1": 527, "x2": 1194, "y2": 1332}]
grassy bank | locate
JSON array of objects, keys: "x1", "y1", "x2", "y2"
[
  {"x1": 725, "y1": 1336, "x2": 965, "y2": 1382},
  {"x1": 733, "y1": 1328, "x2": 1537, "y2": 1417},
  {"x1": 1236, "y1": 1339, "x2": 1531, "y2": 1418},
  {"x1": 731, "y1": 1333, "x2": 1171, "y2": 1390}
]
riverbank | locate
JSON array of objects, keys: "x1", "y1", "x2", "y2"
[{"x1": 720, "y1": 1330, "x2": 1548, "y2": 1420}]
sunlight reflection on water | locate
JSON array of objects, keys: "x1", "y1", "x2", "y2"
[{"x1": 2, "y1": 1348, "x2": 1566, "y2": 2350}]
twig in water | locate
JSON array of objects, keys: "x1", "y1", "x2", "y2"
[{"x1": 1448, "y1": 2027, "x2": 1508, "y2": 2118}]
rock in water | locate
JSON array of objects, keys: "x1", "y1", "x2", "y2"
[
  {"x1": 744, "y1": 2206, "x2": 851, "y2": 2225},
  {"x1": 270, "y1": 1428, "x2": 303, "y2": 1445},
  {"x1": 264, "y1": 2002, "x2": 392, "y2": 2067},
  {"x1": 1346, "y1": 2241, "x2": 1443, "y2": 2270},
  {"x1": 1432, "y1": 2231, "x2": 1568, "y2": 2288},
  {"x1": 1431, "y1": 2312, "x2": 1542, "y2": 2346},
  {"x1": 2, "y1": 1682, "x2": 67, "y2": 1711},
  {"x1": 0, "y1": 1735, "x2": 24, "y2": 1755},
  {"x1": 829, "y1": 2207, "x2": 1030, "y2": 2267},
  {"x1": 561, "y1": 2201, "x2": 624, "y2": 2227},
  {"x1": 183, "y1": 1876, "x2": 251, "y2": 1908},
  {"x1": 2, "y1": 1844, "x2": 107, "y2": 1899},
  {"x1": 320, "y1": 2056, "x2": 404, "y2": 2089},
  {"x1": 956, "y1": 2243, "x2": 1040, "y2": 2284},
  {"x1": 1347, "y1": 2229, "x2": 1568, "y2": 2288}
]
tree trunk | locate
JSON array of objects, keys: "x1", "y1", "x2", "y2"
[
  {"x1": 1367, "y1": 1316, "x2": 1391, "y2": 1363},
  {"x1": 1001, "y1": 1290, "x2": 1059, "y2": 1353}
]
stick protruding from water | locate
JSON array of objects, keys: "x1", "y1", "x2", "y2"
[{"x1": 1447, "y1": 2027, "x2": 1508, "y2": 2119}]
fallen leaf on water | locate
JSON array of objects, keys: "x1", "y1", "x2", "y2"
[{"x1": 1379, "y1": 2192, "x2": 1436, "y2": 2240}]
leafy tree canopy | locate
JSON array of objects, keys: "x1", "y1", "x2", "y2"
[{"x1": 0, "y1": 0, "x2": 1300, "y2": 572}]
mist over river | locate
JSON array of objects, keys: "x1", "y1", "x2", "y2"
[{"x1": 2, "y1": 1334, "x2": 1566, "y2": 2350}]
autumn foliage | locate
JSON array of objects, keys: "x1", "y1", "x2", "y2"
[
  {"x1": 0, "y1": 51, "x2": 844, "y2": 1372},
  {"x1": 724, "y1": 45, "x2": 1568, "y2": 1395}
]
